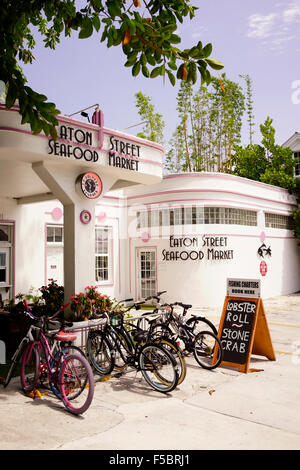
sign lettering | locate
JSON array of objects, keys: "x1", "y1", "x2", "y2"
[{"x1": 162, "y1": 235, "x2": 234, "y2": 262}]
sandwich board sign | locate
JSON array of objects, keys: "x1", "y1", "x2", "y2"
[{"x1": 214, "y1": 278, "x2": 276, "y2": 373}]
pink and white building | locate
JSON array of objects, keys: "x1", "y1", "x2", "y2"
[{"x1": 0, "y1": 104, "x2": 299, "y2": 309}]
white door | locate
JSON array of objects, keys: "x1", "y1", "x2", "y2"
[
  {"x1": 46, "y1": 246, "x2": 64, "y2": 286},
  {"x1": 136, "y1": 248, "x2": 157, "y2": 300}
]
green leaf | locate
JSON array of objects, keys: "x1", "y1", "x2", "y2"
[
  {"x1": 167, "y1": 69, "x2": 175, "y2": 86},
  {"x1": 50, "y1": 125, "x2": 58, "y2": 141},
  {"x1": 150, "y1": 67, "x2": 161, "y2": 79},
  {"x1": 189, "y1": 46, "x2": 200, "y2": 58},
  {"x1": 92, "y1": 16, "x2": 100, "y2": 32},
  {"x1": 205, "y1": 58, "x2": 224, "y2": 70},
  {"x1": 169, "y1": 34, "x2": 181, "y2": 44},
  {"x1": 79, "y1": 18, "x2": 93, "y2": 38},
  {"x1": 142, "y1": 64, "x2": 149, "y2": 78},
  {"x1": 132, "y1": 62, "x2": 140, "y2": 76},
  {"x1": 107, "y1": 1, "x2": 121, "y2": 18},
  {"x1": 202, "y1": 43, "x2": 213, "y2": 58},
  {"x1": 6, "y1": 81, "x2": 18, "y2": 108}
]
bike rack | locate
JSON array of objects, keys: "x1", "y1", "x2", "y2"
[{"x1": 63, "y1": 312, "x2": 164, "y2": 349}]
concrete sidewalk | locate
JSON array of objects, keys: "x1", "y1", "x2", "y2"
[{"x1": 0, "y1": 293, "x2": 300, "y2": 450}]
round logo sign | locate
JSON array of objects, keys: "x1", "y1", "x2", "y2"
[
  {"x1": 260, "y1": 261, "x2": 267, "y2": 276},
  {"x1": 79, "y1": 172, "x2": 102, "y2": 199},
  {"x1": 80, "y1": 210, "x2": 92, "y2": 224}
]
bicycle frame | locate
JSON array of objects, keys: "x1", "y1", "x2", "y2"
[
  {"x1": 24, "y1": 327, "x2": 65, "y2": 386},
  {"x1": 4, "y1": 301, "x2": 71, "y2": 388},
  {"x1": 158, "y1": 309, "x2": 196, "y2": 351}
]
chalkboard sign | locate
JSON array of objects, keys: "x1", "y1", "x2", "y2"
[
  {"x1": 219, "y1": 298, "x2": 257, "y2": 365},
  {"x1": 216, "y1": 296, "x2": 276, "y2": 373}
]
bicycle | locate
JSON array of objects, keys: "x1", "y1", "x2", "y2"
[
  {"x1": 4, "y1": 301, "x2": 95, "y2": 415},
  {"x1": 137, "y1": 291, "x2": 218, "y2": 336},
  {"x1": 87, "y1": 300, "x2": 180, "y2": 393},
  {"x1": 123, "y1": 299, "x2": 187, "y2": 385},
  {"x1": 138, "y1": 294, "x2": 223, "y2": 370}
]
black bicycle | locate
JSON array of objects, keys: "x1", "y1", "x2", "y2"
[
  {"x1": 86, "y1": 299, "x2": 180, "y2": 393},
  {"x1": 137, "y1": 291, "x2": 218, "y2": 337},
  {"x1": 137, "y1": 294, "x2": 223, "y2": 370}
]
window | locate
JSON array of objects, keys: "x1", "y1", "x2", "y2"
[
  {"x1": 0, "y1": 224, "x2": 13, "y2": 289},
  {"x1": 47, "y1": 225, "x2": 63, "y2": 243},
  {"x1": 265, "y1": 213, "x2": 293, "y2": 229},
  {"x1": 0, "y1": 225, "x2": 13, "y2": 243},
  {"x1": 294, "y1": 152, "x2": 300, "y2": 177},
  {"x1": 95, "y1": 227, "x2": 112, "y2": 282},
  {"x1": 0, "y1": 251, "x2": 7, "y2": 283},
  {"x1": 136, "y1": 206, "x2": 257, "y2": 228}
]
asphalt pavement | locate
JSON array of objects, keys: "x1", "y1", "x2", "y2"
[{"x1": 0, "y1": 292, "x2": 300, "y2": 451}]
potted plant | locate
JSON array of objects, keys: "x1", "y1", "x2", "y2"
[
  {"x1": 39, "y1": 279, "x2": 65, "y2": 316},
  {"x1": 69, "y1": 286, "x2": 113, "y2": 321}
]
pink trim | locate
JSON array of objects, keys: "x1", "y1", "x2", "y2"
[
  {"x1": 128, "y1": 198, "x2": 293, "y2": 215},
  {"x1": 96, "y1": 217, "x2": 121, "y2": 293},
  {"x1": 95, "y1": 224, "x2": 115, "y2": 288},
  {"x1": 0, "y1": 104, "x2": 164, "y2": 160},
  {"x1": 0, "y1": 219, "x2": 16, "y2": 298},
  {"x1": 0, "y1": 125, "x2": 162, "y2": 168},
  {"x1": 132, "y1": 232, "x2": 295, "y2": 240},
  {"x1": 163, "y1": 172, "x2": 294, "y2": 195},
  {"x1": 126, "y1": 188, "x2": 297, "y2": 208},
  {"x1": 44, "y1": 222, "x2": 64, "y2": 285},
  {"x1": 103, "y1": 127, "x2": 164, "y2": 152},
  {"x1": 129, "y1": 237, "x2": 132, "y2": 293}
]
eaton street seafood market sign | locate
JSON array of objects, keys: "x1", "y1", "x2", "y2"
[
  {"x1": 161, "y1": 235, "x2": 234, "y2": 261},
  {"x1": 48, "y1": 124, "x2": 141, "y2": 171}
]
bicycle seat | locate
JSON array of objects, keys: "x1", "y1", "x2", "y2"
[
  {"x1": 182, "y1": 303, "x2": 192, "y2": 310},
  {"x1": 176, "y1": 302, "x2": 192, "y2": 310},
  {"x1": 55, "y1": 331, "x2": 77, "y2": 342}
]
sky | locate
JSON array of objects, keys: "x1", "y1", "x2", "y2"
[{"x1": 21, "y1": 0, "x2": 300, "y2": 151}]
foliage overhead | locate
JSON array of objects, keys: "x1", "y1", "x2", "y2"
[{"x1": 1, "y1": 0, "x2": 224, "y2": 138}]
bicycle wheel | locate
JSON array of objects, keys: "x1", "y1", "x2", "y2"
[
  {"x1": 49, "y1": 345, "x2": 87, "y2": 398},
  {"x1": 153, "y1": 337, "x2": 186, "y2": 385},
  {"x1": 139, "y1": 343, "x2": 179, "y2": 393},
  {"x1": 20, "y1": 342, "x2": 40, "y2": 393},
  {"x1": 59, "y1": 353, "x2": 94, "y2": 415},
  {"x1": 87, "y1": 330, "x2": 115, "y2": 375},
  {"x1": 193, "y1": 331, "x2": 223, "y2": 370},
  {"x1": 186, "y1": 316, "x2": 218, "y2": 337},
  {"x1": 149, "y1": 323, "x2": 175, "y2": 341}
]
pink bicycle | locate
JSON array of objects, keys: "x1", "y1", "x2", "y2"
[{"x1": 20, "y1": 301, "x2": 94, "y2": 415}]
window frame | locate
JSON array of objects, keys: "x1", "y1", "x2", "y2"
[
  {"x1": 46, "y1": 224, "x2": 64, "y2": 245},
  {"x1": 95, "y1": 226, "x2": 113, "y2": 284},
  {"x1": 265, "y1": 212, "x2": 293, "y2": 229}
]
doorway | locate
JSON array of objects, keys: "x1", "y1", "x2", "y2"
[{"x1": 136, "y1": 248, "x2": 157, "y2": 300}]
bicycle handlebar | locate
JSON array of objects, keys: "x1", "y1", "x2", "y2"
[{"x1": 22, "y1": 301, "x2": 71, "y2": 328}]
